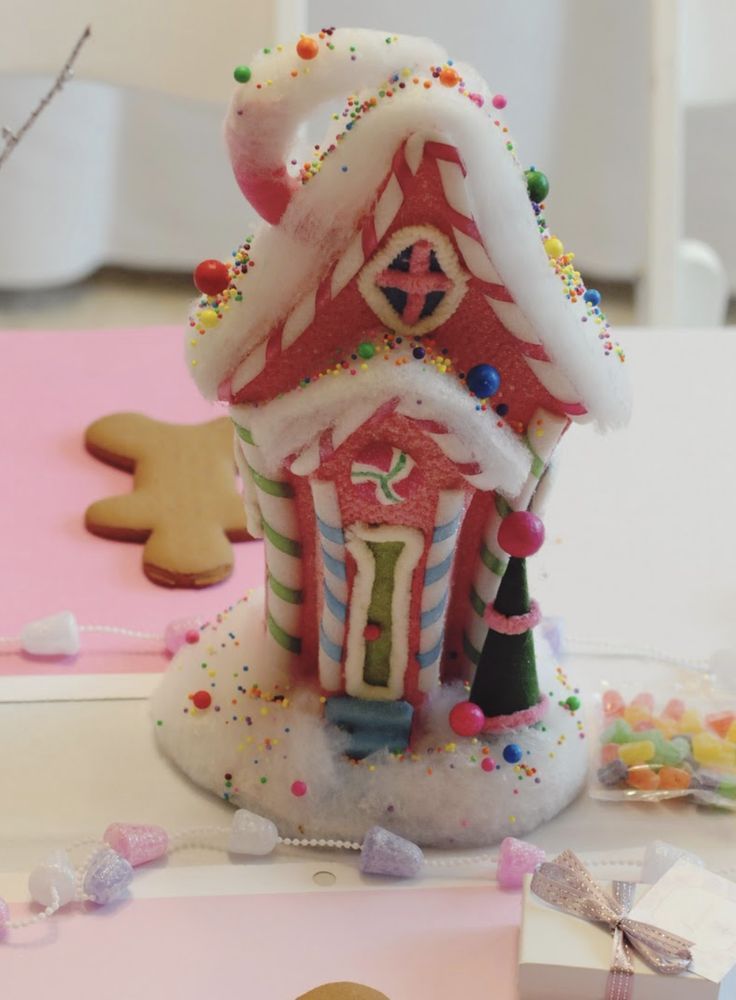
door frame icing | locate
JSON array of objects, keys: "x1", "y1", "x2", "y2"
[{"x1": 344, "y1": 522, "x2": 424, "y2": 701}]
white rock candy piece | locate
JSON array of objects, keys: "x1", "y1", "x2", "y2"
[
  {"x1": 642, "y1": 840, "x2": 704, "y2": 884},
  {"x1": 228, "y1": 809, "x2": 279, "y2": 856},
  {"x1": 20, "y1": 611, "x2": 80, "y2": 656},
  {"x1": 28, "y1": 849, "x2": 77, "y2": 908}
]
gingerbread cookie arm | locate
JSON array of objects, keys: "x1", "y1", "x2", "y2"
[
  {"x1": 85, "y1": 493, "x2": 153, "y2": 541},
  {"x1": 84, "y1": 413, "x2": 155, "y2": 468}
]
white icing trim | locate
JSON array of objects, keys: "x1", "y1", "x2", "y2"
[
  {"x1": 523, "y1": 357, "x2": 581, "y2": 406},
  {"x1": 437, "y1": 158, "x2": 470, "y2": 217},
  {"x1": 330, "y1": 232, "x2": 364, "y2": 298},
  {"x1": 453, "y1": 227, "x2": 503, "y2": 284},
  {"x1": 373, "y1": 173, "x2": 404, "y2": 241},
  {"x1": 344, "y1": 523, "x2": 424, "y2": 701},
  {"x1": 282, "y1": 291, "x2": 317, "y2": 350}
]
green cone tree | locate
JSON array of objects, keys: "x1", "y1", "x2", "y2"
[{"x1": 469, "y1": 556, "x2": 540, "y2": 717}]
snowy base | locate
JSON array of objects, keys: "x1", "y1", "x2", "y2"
[{"x1": 152, "y1": 588, "x2": 587, "y2": 848}]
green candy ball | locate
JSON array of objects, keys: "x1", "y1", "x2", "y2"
[
  {"x1": 525, "y1": 169, "x2": 550, "y2": 203},
  {"x1": 233, "y1": 65, "x2": 252, "y2": 84},
  {"x1": 357, "y1": 341, "x2": 375, "y2": 359},
  {"x1": 566, "y1": 695, "x2": 581, "y2": 712}
]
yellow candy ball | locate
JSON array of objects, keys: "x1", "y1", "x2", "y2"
[
  {"x1": 544, "y1": 236, "x2": 565, "y2": 259},
  {"x1": 198, "y1": 308, "x2": 219, "y2": 329}
]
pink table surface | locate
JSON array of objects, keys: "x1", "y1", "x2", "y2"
[
  {"x1": 2, "y1": 884, "x2": 520, "y2": 1000},
  {"x1": 1, "y1": 327, "x2": 264, "y2": 676}
]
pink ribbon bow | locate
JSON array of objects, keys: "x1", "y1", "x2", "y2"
[{"x1": 531, "y1": 850, "x2": 693, "y2": 999}]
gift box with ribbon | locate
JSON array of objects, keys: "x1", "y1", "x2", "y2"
[{"x1": 518, "y1": 851, "x2": 736, "y2": 1000}]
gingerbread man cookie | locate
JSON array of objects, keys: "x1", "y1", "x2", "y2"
[
  {"x1": 296, "y1": 985, "x2": 390, "y2": 1000},
  {"x1": 84, "y1": 413, "x2": 249, "y2": 588}
]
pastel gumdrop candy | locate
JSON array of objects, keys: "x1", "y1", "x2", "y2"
[
  {"x1": 597, "y1": 759, "x2": 628, "y2": 787},
  {"x1": 626, "y1": 766, "x2": 660, "y2": 791},
  {"x1": 692, "y1": 732, "x2": 736, "y2": 767},
  {"x1": 28, "y1": 849, "x2": 76, "y2": 908},
  {"x1": 658, "y1": 767, "x2": 691, "y2": 791},
  {"x1": 624, "y1": 704, "x2": 651, "y2": 728},
  {"x1": 678, "y1": 709, "x2": 704, "y2": 734},
  {"x1": 655, "y1": 740, "x2": 686, "y2": 766},
  {"x1": 228, "y1": 809, "x2": 279, "y2": 856},
  {"x1": 651, "y1": 717, "x2": 677, "y2": 740},
  {"x1": 104, "y1": 823, "x2": 169, "y2": 866},
  {"x1": 662, "y1": 698, "x2": 685, "y2": 721},
  {"x1": 20, "y1": 611, "x2": 80, "y2": 656},
  {"x1": 83, "y1": 848, "x2": 134, "y2": 904},
  {"x1": 496, "y1": 837, "x2": 546, "y2": 889},
  {"x1": 706, "y1": 712, "x2": 736, "y2": 738},
  {"x1": 360, "y1": 826, "x2": 424, "y2": 878},
  {"x1": 601, "y1": 743, "x2": 620, "y2": 764},
  {"x1": 642, "y1": 840, "x2": 703, "y2": 883},
  {"x1": 601, "y1": 719, "x2": 633, "y2": 745},
  {"x1": 632, "y1": 692, "x2": 655, "y2": 713},
  {"x1": 619, "y1": 741, "x2": 656, "y2": 766},
  {"x1": 603, "y1": 690, "x2": 625, "y2": 718},
  {"x1": 717, "y1": 778, "x2": 736, "y2": 799}
]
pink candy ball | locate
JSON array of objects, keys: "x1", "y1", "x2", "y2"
[
  {"x1": 449, "y1": 701, "x2": 486, "y2": 737},
  {"x1": 481, "y1": 757, "x2": 496, "y2": 772},
  {"x1": 164, "y1": 617, "x2": 202, "y2": 654},
  {"x1": 497, "y1": 511, "x2": 545, "y2": 558},
  {"x1": 492, "y1": 94, "x2": 507, "y2": 109},
  {"x1": 291, "y1": 780, "x2": 308, "y2": 797}
]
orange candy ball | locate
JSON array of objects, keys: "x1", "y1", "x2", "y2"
[
  {"x1": 626, "y1": 766, "x2": 660, "y2": 791},
  {"x1": 296, "y1": 36, "x2": 319, "y2": 60},
  {"x1": 439, "y1": 66, "x2": 460, "y2": 87}
]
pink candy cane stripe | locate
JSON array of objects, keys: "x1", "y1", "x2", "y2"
[
  {"x1": 484, "y1": 599, "x2": 541, "y2": 635},
  {"x1": 482, "y1": 694, "x2": 549, "y2": 733}
]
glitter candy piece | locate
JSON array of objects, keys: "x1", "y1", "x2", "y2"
[
  {"x1": 104, "y1": 823, "x2": 169, "y2": 867},
  {"x1": 83, "y1": 848, "x2": 134, "y2": 904},
  {"x1": 496, "y1": 837, "x2": 546, "y2": 889},
  {"x1": 228, "y1": 809, "x2": 278, "y2": 856},
  {"x1": 28, "y1": 849, "x2": 76, "y2": 907},
  {"x1": 20, "y1": 611, "x2": 79, "y2": 656},
  {"x1": 359, "y1": 826, "x2": 424, "y2": 878}
]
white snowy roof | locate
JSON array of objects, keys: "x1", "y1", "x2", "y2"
[{"x1": 187, "y1": 28, "x2": 630, "y2": 431}]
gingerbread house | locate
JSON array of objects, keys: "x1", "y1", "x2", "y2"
[{"x1": 186, "y1": 29, "x2": 629, "y2": 758}]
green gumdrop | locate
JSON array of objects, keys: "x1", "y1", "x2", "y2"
[
  {"x1": 601, "y1": 719, "x2": 633, "y2": 745},
  {"x1": 717, "y1": 779, "x2": 736, "y2": 799},
  {"x1": 636, "y1": 729, "x2": 666, "y2": 750},
  {"x1": 525, "y1": 169, "x2": 550, "y2": 203},
  {"x1": 654, "y1": 740, "x2": 685, "y2": 766}
]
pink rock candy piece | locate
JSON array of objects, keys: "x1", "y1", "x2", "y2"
[
  {"x1": 104, "y1": 823, "x2": 169, "y2": 866},
  {"x1": 662, "y1": 698, "x2": 685, "y2": 721},
  {"x1": 603, "y1": 690, "x2": 625, "y2": 718},
  {"x1": 497, "y1": 837, "x2": 546, "y2": 890},
  {"x1": 632, "y1": 692, "x2": 655, "y2": 712},
  {"x1": 164, "y1": 618, "x2": 201, "y2": 655}
]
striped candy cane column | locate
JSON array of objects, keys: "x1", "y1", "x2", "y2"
[
  {"x1": 418, "y1": 490, "x2": 466, "y2": 693},
  {"x1": 461, "y1": 408, "x2": 569, "y2": 673},
  {"x1": 232, "y1": 420, "x2": 304, "y2": 669},
  {"x1": 310, "y1": 478, "x2": 348, "y2": 692}
]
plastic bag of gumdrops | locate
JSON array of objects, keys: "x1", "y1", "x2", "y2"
[{"x1": 588, "y1": 670, "x2": 736, "y2": 810}]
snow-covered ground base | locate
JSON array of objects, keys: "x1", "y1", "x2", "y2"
[{"x1": 152, "y1": 588, "x2": 587, "y2": 848}]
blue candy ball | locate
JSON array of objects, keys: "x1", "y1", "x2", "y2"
[
  {"x1": 583, "y1": 288, "x2": 601, "y2": 306},
  {"x1": 466, "y1": 363, "x2": 501, "y2": 398},
  {"x1": 503, "y1": 743, "x2": 523, "y2": 764}
]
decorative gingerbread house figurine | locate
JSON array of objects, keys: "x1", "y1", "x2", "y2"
[{"x1": 154, "y1": 29, "x2": 629, "y2": 846}]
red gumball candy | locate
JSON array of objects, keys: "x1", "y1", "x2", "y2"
[
  {"x1": 497, "y1": 511, "x2": 545, "y2": 557},
  {"x1": 449, "y1": 701, "x2": 486, "y2": 737},
  {"x1": 193, "y1": 259, "x2": 230, "y2": 296}
]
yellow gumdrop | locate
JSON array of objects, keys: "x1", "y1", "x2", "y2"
[
  {"x1": 692, "y1": 732, "x2": 736, "y2": 767},
  {"x1": 198, "y1": 308, "x2": 219, "y2": 329},
  {"x1": 678, "y1": 709, "x2": 704, "y2": 734},
  {"x1": 727, "y1": 720, "x2": 736, "y2": 744},
  {"x1": 623, "y1": 704, "x2": 651, "y2": 728},
  {"x1": 618, "y1": 740, "x2": 656, "y2": 766},
  {"x1": 651, "y1": 717, "x2": 677, "y2": 740},
  {"x1": 544, "y1": 236, "x2": 564, "y2": 259}
]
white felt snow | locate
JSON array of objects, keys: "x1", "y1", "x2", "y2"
[
  {"x1": 152, "y1": 588, "x2": 588, "y2": 848},
  {"x1": 187, "y1": 27, "x2": 630, "y2": 430}
]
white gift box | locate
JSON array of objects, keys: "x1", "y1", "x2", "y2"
[{"x1": 518, "y1": 875, "x2": 736, "y2": 1000}]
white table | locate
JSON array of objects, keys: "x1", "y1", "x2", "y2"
[{"x1": 2, "y1": 328, "x2": 736, "y2": 877}]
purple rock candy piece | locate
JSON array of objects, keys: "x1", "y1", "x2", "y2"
[
  {"x1": 83, "y1": 848, "x2": 134, "y2": 904},
  {"x1": 360, "y1": 826, "x2": 424, "y2": 878},
  {"x1": 597, "y1": 759, "x2": 629, "y2": 787},
  {"x1": 497, "y1": 837, "x2": 546, "y2": 890}
]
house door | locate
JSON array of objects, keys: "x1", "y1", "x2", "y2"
[{"x1": 344, "y1": 523, "x2": 424, "y2": 701}]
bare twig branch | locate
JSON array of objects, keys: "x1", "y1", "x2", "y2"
[{"x1": 0, "y1": 25, "x2": 92, "y2": 171}]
